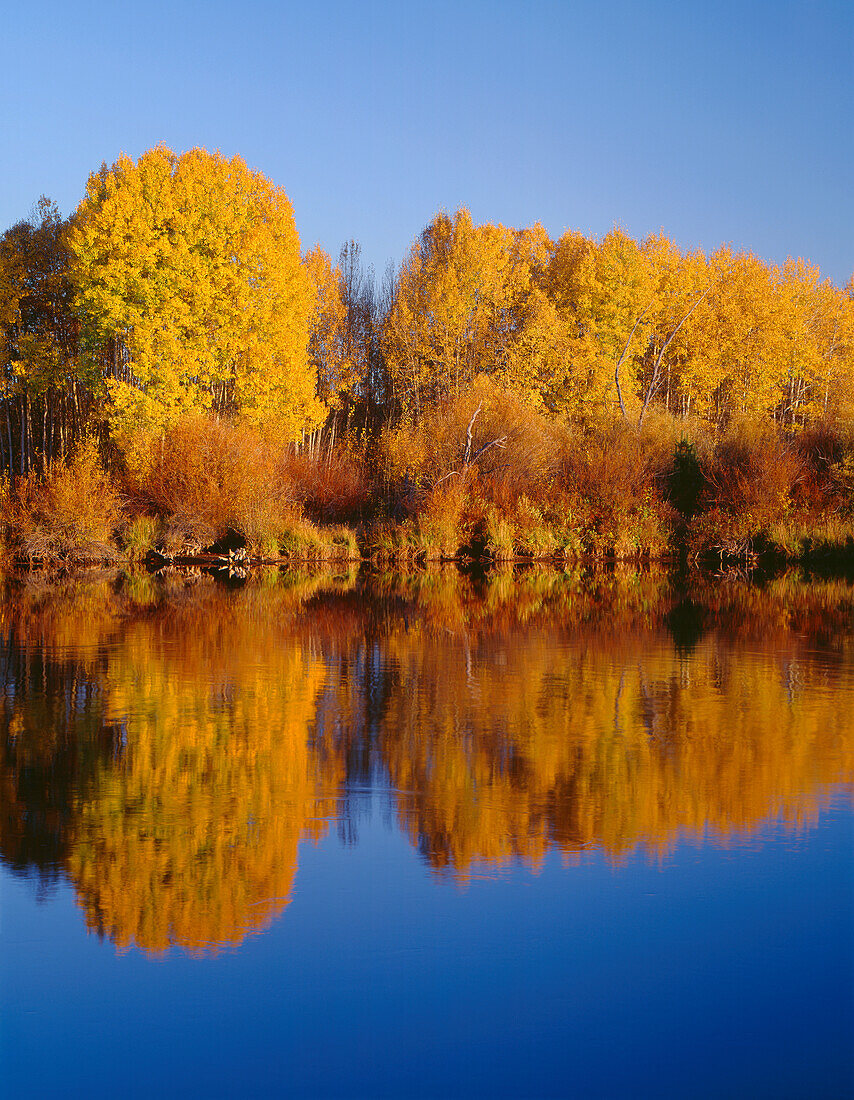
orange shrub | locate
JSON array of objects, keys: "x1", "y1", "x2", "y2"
[
  {"x1": 4, "y1": 437, "x2": 122, "y2": 562},
  {"x1": 283, "y1": 447, "x2": 372, "y2": 523},
  {"x1": 123, "y1": 416, "x2": 297, "y2": 550},
  {"x1": 380, "y1": 376, "x2": 564, "y2": 510},
  {"x1": 700, "y1": 420, "x2": 799, "y2": 524}
]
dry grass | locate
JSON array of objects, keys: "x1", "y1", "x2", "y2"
[{"x1": 121, "y1": 514, "x2": 160, "y2": 559}]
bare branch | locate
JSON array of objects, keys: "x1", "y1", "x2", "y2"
[
  {"x1": 464, "y1": 400, "x2": 483, "y2": 465},
  {"x1": 470, "y1": 436, "x2": 507, "y2": 464},
  {"x1": 433, "y1": 434, "x2": 507, "y2": 489},
  {"x1": 638, "y1": 280, "x2": 717, "y2": 430},
  {"x1": 614, "y1": 301, "x2": 654, "y2": 421}
]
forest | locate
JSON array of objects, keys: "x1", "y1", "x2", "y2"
[{"x1": 1, "y1": 145, "x2": 853, "y2": 565}]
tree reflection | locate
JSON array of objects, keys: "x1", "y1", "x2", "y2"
[
  {"x1": 1, "y1": 565, "x2": 852, "y2": 952},
  {"x1": 0, "y1": 570, "x2": 348, "y2": 954}
]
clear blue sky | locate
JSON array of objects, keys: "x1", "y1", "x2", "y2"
[{"x1": 2, "y1": 0, "x2": 851, "y2": 284}]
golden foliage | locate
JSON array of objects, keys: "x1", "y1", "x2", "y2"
[
  {"x1": 303, "y1": 244, "x2": 358, "y2": 406},
  {"x1": 1, "y1": 567, "x2": 852, "y2": 954},
  {"x1": 382, "y1": 210, "x2": 564, "y2": 414},
  {"x1": 69, "y1": 145, "x2": 324, "y2": 444},
  {"x1": 380, "y1": 208, "x2": 854, "y2": 429}
]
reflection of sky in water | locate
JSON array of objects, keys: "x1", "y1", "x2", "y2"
[
  {"x1": 2, "y1": 795, "x2": 852, "y2": 1098},
  {"x1": 1, "y1": 569, "x2": 853, "y2": 1096}
]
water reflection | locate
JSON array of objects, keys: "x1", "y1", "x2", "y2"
[{"x1": 2, "y1": 565, "x2": 853, "y2": 954}]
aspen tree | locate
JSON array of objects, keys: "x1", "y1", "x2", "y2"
[{"x1": 70, "y1": 146, "x2": 323, "y2": 458}]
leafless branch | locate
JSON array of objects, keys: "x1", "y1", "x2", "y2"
[{"x1": 464, "y1": 401, "x2": 483, "y2": 465}]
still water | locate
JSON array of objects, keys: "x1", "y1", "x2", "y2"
[{"x1": 1, "y1": 565, "x2": 852, "y2": 1098}]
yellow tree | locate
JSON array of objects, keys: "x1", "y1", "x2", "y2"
[
  {"x1": 69, "y1": 146, "x2": 323, "y2": 454},
  {"x1": 634, "y1": 236, "x2": 718, "y2": 427},
  {"x1": 545, "y1": 228, "x2": 720, "y2": 427},
  {"x1": 679, "y1": 248, "x2": 785, "y2": 423},
  {"x1": 382, "y1": 209, "x2": 563, "y2": 415},
  {"x1": 545, "y1": 227, "x2": 659, "y2": 423},
  {"x1": 304, "y1": 245, "x2": 352, "y2": 408},
  {"x1": 818, "y1": 277, "x2": 854, "y2": 419},
  {"x1": 774, "y1": 260, "x2": 854, "y2": 425}
]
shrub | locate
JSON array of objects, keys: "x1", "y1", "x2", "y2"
[
  {"x1": 555, "y1": 423, "x2": 676, "y2": 556},
  {"x1": 0, "y1": 479, "x2": 11, "y2": 557},
  {"x1": 381, "y1": 375, "x2": 565, "y2": 509},
  {"x1": 123, "y1": 415, "x2": 299, "y2": 553},
  {"x1": 668, "y1": 441, "x2": 704, "y2": 518},
  {"x1": 283, "y1": 446, "x2": 372, "y2": 523},
  {"x1": 795, "y1": 419, "x2": 854, "y2": 514},
  {"x1": 5, "y1": 437, "x2": 122, "y2": 562},
  {"x1": 701, "y1": 419, "x2": 799, "y2": 524}
]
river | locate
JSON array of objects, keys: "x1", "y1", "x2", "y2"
[{"x1": 1, "y1": 565, "x2": 852, "y2": 1097}]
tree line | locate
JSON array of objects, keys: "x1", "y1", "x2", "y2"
[{"x1": 2, "y1": 145, "x2": 852, "y2": 481}]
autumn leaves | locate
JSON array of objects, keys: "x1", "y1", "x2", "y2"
[
  {"x1": 2, "y1": 143, "x2": 852, "y2": 466},
  {"x1": 1, "y1": 143, "x2": 853, "y2": 564},
  {"x1": 375, "y1": 212, "x2": 854, "y2": 428},
  {"x1": 71, "y1": 146, "x2": 323, "y2": 452}
]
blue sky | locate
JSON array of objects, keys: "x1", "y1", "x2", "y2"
[{"x1": 2, "y1": 0, "x2": 851, "y2": 284}]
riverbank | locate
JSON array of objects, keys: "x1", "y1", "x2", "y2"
[{"x1": 2, "y1": 401, "x2": 854, "y2": 569}]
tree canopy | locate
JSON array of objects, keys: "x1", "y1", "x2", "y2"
[
  {"x1": 1, "y1": 154, "x2": 853, "y2": 485},
  {"x1": 69, "y1": 145, "x2": 323, "y2": 447}
]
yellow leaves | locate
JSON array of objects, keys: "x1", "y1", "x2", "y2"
[
  {"x1": 70, "y1": 145, "x2": 322, "y2": 445},
  {"x1": 383, "y1": 208, "x2": 566, "y2": 414},
  {"x1": 0, "y1": 199, "x2": 77, "y2": 397},
  {"x1": 303, "y1": 244, "x2": 357, "y2": 407},
  {"x1": 4, "y1": 159, "x2": 853, "y2": 450},
  {"x1": 379, "y1": 208, "x2": 854, "y2": 430},
  {"x1": 541, "y1": 227, "x2": 854, "y2": 427}
]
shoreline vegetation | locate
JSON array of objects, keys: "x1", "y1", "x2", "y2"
[{"x1": 2, "y1": 147, "x2": 853, "y2": 570}]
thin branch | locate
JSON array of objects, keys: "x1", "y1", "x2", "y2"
[
  {"x1": 469, "y1": 436, "x2": 507, "y2": 464},
  {"x1": 464, "y1": 400, "x2": 482, "y2": 465},
  {"x1": 614, "y1": 301, "x2": 654, "y2": 421},
  {"x1": 638, "y1": 281, "x2": 717, "y2": 429}
]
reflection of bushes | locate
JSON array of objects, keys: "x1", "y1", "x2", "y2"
[
  {"x1": 368, "y1": 570, "x2": 854, "y2": 874},
  {"x1": 1, "y1": 567, "x2": 853, "y2": 944}
]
